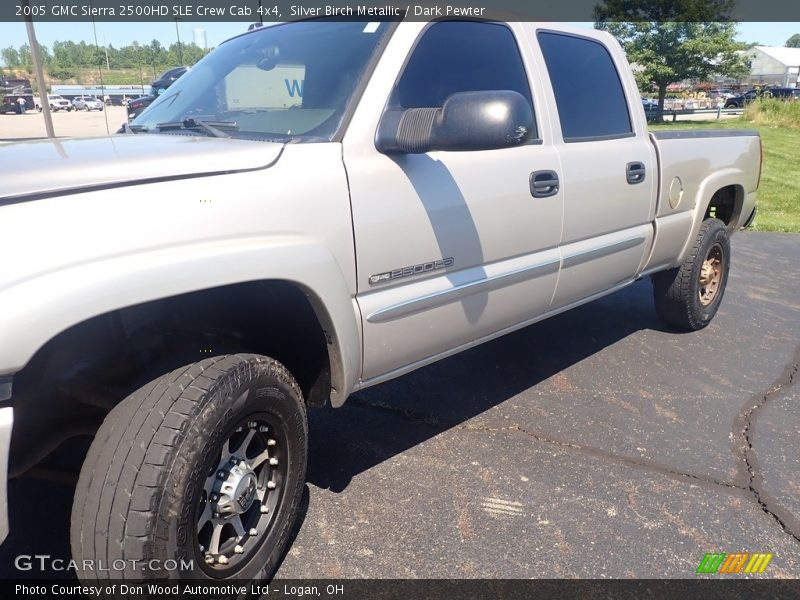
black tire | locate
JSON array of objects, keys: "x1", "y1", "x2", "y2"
[
  {"x1": 71, "y1": 354, "x2": 307, "y2": 583},
  {"x1": 652, "y1": 218, "x2": 731, "y2": 331}
]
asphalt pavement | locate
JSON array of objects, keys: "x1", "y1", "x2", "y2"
[{"x1": 1, "y1": 231, "x2": 798, "y2": 579}]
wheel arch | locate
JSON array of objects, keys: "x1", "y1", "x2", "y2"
[
  {"x1": 3, "y1": 242, "x2": 360, "y2": 478},
  {"x1": 677, "y1": 171, "x2": 746, "y2": 265},
  {"x1": 1, "y1": 240, "x2": 361, "y2": 412}
]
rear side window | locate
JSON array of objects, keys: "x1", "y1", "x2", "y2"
[
  {"x1": 391, "y1": 21, "x2": 535, "y2": 132},
  {"x1": 537, "y1": 31, "x2": 632, "y2": 142}
]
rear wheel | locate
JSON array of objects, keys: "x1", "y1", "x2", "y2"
[
  {"x1": 71, "y1": 354, "x2": 307, "y2": 582},
  {"x1": 652, "y1": 218, "x2": 731, "y2": 331}
]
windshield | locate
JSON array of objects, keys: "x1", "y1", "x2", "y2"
[{"x1": 132, "y1": 21, "x2": 391, "y2": 141}]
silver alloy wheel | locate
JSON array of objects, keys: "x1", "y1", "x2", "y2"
[{"x1": 195, "y1": 413, "x2": 286, "y2": 572}]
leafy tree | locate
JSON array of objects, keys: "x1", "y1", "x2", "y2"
[
  {"x1": 17, "y1": 44, "x2": 32, "y2": 67},
  {"x1": 786, "y1": 34, "x2": 800, "y2": 48},
  {"x1": 595, "y1": 0, "x2": 750, "y2": 119},
  {"x1": 4, "y1": 37, "x2": 212, "y2": 80},
  {"x1": 1, "y1": 47, "x2": 20, "y2": 68},
  {"x1": 49, "y1": 67, "x2": 76, "y2": 80}
]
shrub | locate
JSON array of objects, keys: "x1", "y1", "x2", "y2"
[
  {"x1": 48, "y1": 68, "x2": 76, "y2": 80},
  {"x1": 744, "y1": 97, "x2": 800, "y2": 129}
]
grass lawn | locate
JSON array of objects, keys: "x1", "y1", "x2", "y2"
[{"x1": 649, "y1": 119, "x2": 800, "y2": 233}]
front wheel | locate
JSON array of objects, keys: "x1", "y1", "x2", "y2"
[
  {"x1": 71, "y1": 354, "x2": 308, "y2": 582},
  {"x1": 652, "y1": 218, "x2": 731, "y2": 331}
]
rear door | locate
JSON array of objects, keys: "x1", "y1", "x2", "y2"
[
  {"x1": 345, "y1": 21, "x2": 563, "y2": 382},
  {"x1": 532, "y1": 29, "x2": 657, "y2": 307}
]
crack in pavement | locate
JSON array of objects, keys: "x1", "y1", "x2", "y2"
[
  {"x1": 733, "y1": 345, "x2": 800, "y2": 544},
  {"x1": 347, "y1": 396, "x2": 749, "y2": 495},
  {"x1": 351, "y1": 346, "x2": 800, "y2": 543},
  {"x1": 459, "y1": 423, "x2": 749, "y2": 494}
]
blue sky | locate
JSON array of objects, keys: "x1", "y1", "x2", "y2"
[{"x1": 0, "y1": 21, "x2": 798, "y2": 64}]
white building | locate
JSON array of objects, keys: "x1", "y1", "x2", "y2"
[{"x1": 745, "y1": 46, "x2": 800, "y2": 88}]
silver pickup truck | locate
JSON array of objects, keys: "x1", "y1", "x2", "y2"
[{"x1": 0, "y1": 21, "x2": 760, "y2": 581}]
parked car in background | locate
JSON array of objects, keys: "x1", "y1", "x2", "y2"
[
  {"x1": 126, "y1": 95, "x2": 155, "y2": 120},
  {"x1": 725, "y1": 87, "x2": 800, "y2": 108},
  {"x1": 708, "y1": 88, "x2": 735, "y2": 100},
  {"x1": 641, "y1": 97, "x2": 658, "y2": 110},
  {"x1": 127, "y1": 66, "x2": 189, "y2": 120},
  {"x1": 47, "y1": 94, "x2": 73, "y2": 111},
  {"x1": 781, "y1": 88, "x2": 800, "y2": 101},
  {"x1": 641, "y1": 97, "x2": 659, "y2": 120},
  {"x1": 0, "y1": 97, "x2": 19, "y2": 114},
  {"x1": 72, "y1": 96, "x2": 105, "y2": 111},
  {"x1": 0, "y1": 96, "x2": 33, "y2": 113}
]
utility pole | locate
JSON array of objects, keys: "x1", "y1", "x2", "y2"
[
  {"x1": 174, "y1": 19, "x2": 184, "y2": 65},
  {"x1": 103, "y1": 36, "x2": 110, "y2": 70},
  {"x1": 21, "y1": 0, "x2": 54, "y2": 138}
]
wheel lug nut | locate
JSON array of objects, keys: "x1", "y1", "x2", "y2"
[
  {"x1": 267, "y1": 481, "x2": 276, "y2": 489},
  {"x1": 248, "y1": 421, "x2": 257, "y2": 429},
  {"x1": 249, "y1": 528, "x2": 258, "y2": 536},
  {"x1": 217, "y1": 471, "x2": 226, "y2": 479},
  {"x1": 234, "y1": 545, "x2": 244, "y2": 554},
  {"x1": 205, "y1": 556, "x2": 215, "y2": 564},
  {"x1": 213, "y1": 512, "x2": 220, "y2": 518},
  {"x1": 260, "y1": 505, "x2": 269, "y2": 513},
  {"x1": 259, "y1": 425, "x2": 269, "y2": 432},
  {"x1": 267, "y1": 439, "x2": 276, "y2": 446},
  {"x1": 269, "y1": 457, "x2": 278, "y2": 466},
  {"x1": 217, "y1": 555, "x2": 228, "y2": 565}
]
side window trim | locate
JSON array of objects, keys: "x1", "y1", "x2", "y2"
[
  {"x1": 380, "y1": 20, "x2": 542, "y2": 144},
  {"x1": 536, "y1": 29, "x2": 635, "y2": 144}
]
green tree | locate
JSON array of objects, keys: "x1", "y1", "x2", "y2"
[
  {"x1": 17, "y1": 44, "x2": 32, "y2": 67},
  {"x1": 595, "y1": 0, "x2": 750, "y2": 119},
  {"x1": 1, "y1": 47, "x2": 20, "y2": 68},
  {"x1": 786, "y1": 34, "x2": 800, "y2": 48}
]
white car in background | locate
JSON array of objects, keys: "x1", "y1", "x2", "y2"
[
  {"x1": 72, "y1": 96, "x2": 104, "y2": 111},
  {"x1": 46, "y1": 94, "x2": 73, "y2": 111}
]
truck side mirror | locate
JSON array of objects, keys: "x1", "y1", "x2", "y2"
[{"x1": 375, "y1": 90, "x2": 534, "y2": 154}]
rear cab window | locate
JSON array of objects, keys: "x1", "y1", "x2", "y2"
[{"x1": 537, "y1": 31, "x2": 633, "y2": 142}]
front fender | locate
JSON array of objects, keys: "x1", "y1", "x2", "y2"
[{"x1": 0, "y1": 238, "x2": 361, "y2": 406}]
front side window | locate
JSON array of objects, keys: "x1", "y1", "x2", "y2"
[
  {"x1": 537, "y1": 31, "x2": 632, "y2": 142},
  {"x1": 133, "y1": 21, "x2": 391, "y2": 141},
  {"x1": 390, "y1": 21, "x2": 535, "y2": 134}
]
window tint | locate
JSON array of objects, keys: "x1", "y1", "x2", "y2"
[
  {"x1": 391, "y1": 21, "x2": 534, "y2": 127},
  {"x1": 537, "y1": 32, "x2": 632, "y2": 142}
]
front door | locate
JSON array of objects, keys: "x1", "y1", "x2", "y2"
[{"x1": 345, "y1": 21, "x2": 564, "y2": 382}]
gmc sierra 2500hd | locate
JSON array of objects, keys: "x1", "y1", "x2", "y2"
[{"x1": 0, "y1": 20, "x2": 760, "y2": 582}]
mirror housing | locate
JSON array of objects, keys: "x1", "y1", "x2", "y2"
[{"x1": 376, "y1": 90, "x2": 534, "y2": 154}]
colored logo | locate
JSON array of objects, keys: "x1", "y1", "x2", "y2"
[{"x1": 696, "y1": 552, "x2": 773, "y2": 574}]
